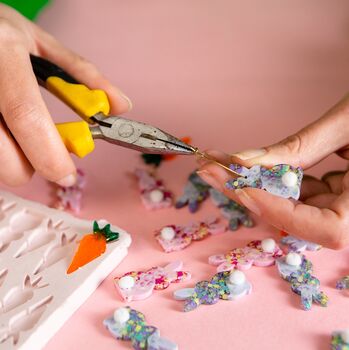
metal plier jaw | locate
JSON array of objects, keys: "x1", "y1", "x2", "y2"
[{"x1": 90, "y1": 113, "x2": 196, "y2": 155}]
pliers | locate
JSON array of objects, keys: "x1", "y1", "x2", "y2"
[{"x1": 30, "y1": 54, "x2": 196, "y2": 158}]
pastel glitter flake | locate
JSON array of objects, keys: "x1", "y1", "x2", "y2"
[
  {"x1": 173, "y1": 270, "x2": 252, "y2": 312},
  {"x1": 135, "y1": 169, "x2": 173, "y2": 210},
  {"x1": 54, "y1": 168, "x2": 86, "y2": 213},
  {"x1": 290, "y1": 271, "x2": 328, "y2": 311},
  {"x1": 336, "y1": 276, "x2": 349, "y2": 291},
  {"x1": 276, "y1": 253, "x2": 313, "y2": 281},
  {"x1": 209, "y1": 238, "x2": 283, "y2": 272},
  {"x1": 175, "y1": 172, "x2": 211, "y2": 213},
  {"x1": 104, "y1": 307, "x2": 178, "y2": 350},
  {"x1": 331, "y1": 331, "x2": 349, "y2": 350},
  {"x1": 155, "y1": 218, "x2": 227, "y2": 253},
  {"x1": 209, "y1": 188, "x2": 253, "y2": 230},
  {"x1": 114, "y1": 261, "x2": 191, "y2": 302},
  {"x1": 226, "y1": 164, "x2": 303, "y2": 200},
  {"x1": 281, "y1": 234, "x2": 322, "y2": 253}
]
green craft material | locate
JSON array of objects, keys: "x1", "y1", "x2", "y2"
[{"x1": 1, "y1": 0, "x2": 50, "y2": 20}]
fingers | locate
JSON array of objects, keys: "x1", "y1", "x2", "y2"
[
  {"x1": 0, "y1": 43, "x2": 76, "y2": 185},
  {"x1": 33, "y1": 25, "x2": 132, "y2": 115},
  {"x1": 234, "y1": 188, "x2": 347, "y2": 249},
  {"x1": 300, "y1": 175, "x2": 330, "y2": 200},
  {"x1": 322, "y1": 171, "x2": 345, "y2": 194},
  {"x1": 230, "y1": 94, "x2": 349, "y2": 169},
  {"x1": 0, "y1": 118, "x2": 33, "y2": 186}
]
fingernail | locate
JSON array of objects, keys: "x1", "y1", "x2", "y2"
[
  {"x1": 120, "y1": 92, "x2": 133, "y2": 110},
  {"x1": 232, "y1": 148, "x2": 266, "y2": 160},
  {"x1": 235, "y1": 189, "x2": 261, "y2": 216},
  {"x1": 56, "y1": 174, "x2": 76, "y2": 187},
  {"x1": 196, "y1": 170, "x2": 223, "y2": 191}
]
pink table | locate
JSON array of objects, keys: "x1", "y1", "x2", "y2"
[{"x1": 4, "y1": 1, "x2": 349, "y2": 349}]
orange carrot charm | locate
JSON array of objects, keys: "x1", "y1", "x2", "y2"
[{"x1": 67, "y1": 221, "x2": 119, "y2": 274}]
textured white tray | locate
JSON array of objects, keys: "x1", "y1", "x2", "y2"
[{"x1": 0, "y1": 191, "x2": 132, "y2": 350}]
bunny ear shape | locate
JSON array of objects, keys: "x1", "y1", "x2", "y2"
[
  {"x1": 172, "y1": 271, "x2": 191, "y2": 284},
  {"x1": 208, "y1": 254, "x2": 226, "y2": 266},
  {"x1": 164, "y1": 261, "x2": 183, "y2": 272},
  {"x1": 173, "y1": 288, "x2": 195, "y2": 301},
  {"x1": 216, "y1": 262, "x2": 235, "y2": 273}
]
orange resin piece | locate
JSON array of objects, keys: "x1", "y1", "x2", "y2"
[{"x1": 67, "y1": 233, "x2": 106, "y2": 274}]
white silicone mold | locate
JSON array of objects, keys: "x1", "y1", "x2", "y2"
[{"x1": 0, "y1": 191, "x2": 132, "y2": 350}]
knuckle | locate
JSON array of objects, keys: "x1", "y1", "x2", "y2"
[
  {"x1": 328, "y1": 219, "x2": 349, "y2": 250},
  {"x1": 5, "y1": 99, "x2": 42, "y2": 130},
  {"x1": 0, "y1": 18, "x2": 21, "y2": 43},
  {"x1": 281, "y1": 134, "x2": 303, "y2": 156}
]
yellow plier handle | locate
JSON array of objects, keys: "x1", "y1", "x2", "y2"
[{"x1": 30, "y1": 54, "x2": 110, "y2": 158}]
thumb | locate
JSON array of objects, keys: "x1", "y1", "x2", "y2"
[{"x1": 232, "y1": 94, "x2": 349, "y2": 169}]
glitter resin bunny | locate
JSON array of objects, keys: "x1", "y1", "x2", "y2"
[
  {"x1": 175, "y1": 172, "x2": 211, "y2": 213},
  {"x1": 226, "y1": 164, "x2": 303, "y2": 200},
  {"x1": 290, "y1": 271, "x2": 328, "y2": 311},
  {"x1": 155, "y1": 218, "x2": 227, "y2": 253},
  {"x1": 280, "y1": 234, "x2": 322, "y2": 253},
  {"x1": 336, "y1": 276, "x2": 349, "y2": 291},
  {"x1": 209, "y1": 188, "x2": 254, "y2": 230},
  {"x1": 135, "y1": 169, "x2": 173, "y2": 210},
  {"x1": 54, "y1": 168, "x2": 86, "y2": 213},
  {"x1": 209, "y1": 238, "x2": 283, "y2": 272},
  {"x1": 104, "y1": 307, "x2": 178, "y2": 350},
  {"x1": 114, "y1": 261, "x2": 191, "y2": 302},
  {"x1": 173, "y1": 270, "x2": 252, "y2": 312},
  {"x1": 276, "y1": 253, "x2": 313, "y2": 281},
  {"x1": 331, "y1": 330, "x2": 349, "y2": 350}
]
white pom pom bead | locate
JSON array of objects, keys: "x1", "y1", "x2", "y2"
[
  {"x1": 118, "y1": 275, "x2": 135, "y2": 290},
  {"x1": 114, "y1": 307, "x2": 130, "y2": 324},
  {"x1": 261, "y1": 238, "x2": 276, "y2": 253},
  {"x1": 161, "y1": 227, "x2": 176, "y2": 241},
  {"x1": 281, "y1": 171, "x2": 298, "y2": 187},
  {"x1": 285, "y1": 252, "x2": 302, "y2": 267},
  {"x1": 149, "y1": 189, "x2": 164, "y2": 203},
  {"x1": 341, "y1": 330, "x2": 349, "y2": 344},
  {"x1": 229, "y1": 270, "x2": 246, "y2": 285}
]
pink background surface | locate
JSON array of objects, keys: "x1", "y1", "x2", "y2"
[{"x1": 3, "y1": 0, "x2": 349, "y2": 349}]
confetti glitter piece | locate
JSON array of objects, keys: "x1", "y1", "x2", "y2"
[
  {"x1": 135, "y1": 169, "x2": 173, "y2": 210},
  {"x1": 336, "y1": 276, "x2": 349, "y2": 290},
  {"x1": 290, "y1": 272, "x2": 328, "y2": 311},
  {"x1": 226, "y1": 164, "x2": 303, "y2": 200},
  {"x1": 173, "y1": 271, "x2": 252, "y2": 312},
  {"x1": 103, "y1": 307, "x2": 178, "y2": 350},
  {"x1": 114, "y1": 261, "x2": 191, "y2": 302},
  {"x1": 209, "y1": 188, "x2": 253, "y2": 230},
  {"x1": 276, "y1": 254, "x2": 313, "y2": 282},
  {"x1": 175, "y1": 172, "x2": 211, "y2": 213},
  {"x1": 209, "y1": 239, "x2": 283, "y2": 272},
  {"x1": 54, "y1": 168, "x2": 86, "y2": 213},
  {"x1": 280, "y1": 234, "x2": 322, "y2": 253},
  {"x1": 331, "y1": 331, "x2": 349, "y2": 350},
  {"x1": 155, "y1": 218, "x2": 227, "y2": 253}
]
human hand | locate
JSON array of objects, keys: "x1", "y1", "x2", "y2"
[
  {"x1": 198, "y1": 93, "x2": 349, "y2": 249},
  {"x1": 0, "y1": 4, "x2": 131, "y2": 186}
]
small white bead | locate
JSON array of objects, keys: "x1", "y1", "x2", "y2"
[
  {"x1": 285, "y1": 252, "x2": 302, "y2": 267},
  {"x1": 261, "y1": 238, "x2": 276, "y2": 253},
  {"x1": 149, "y1": 189, "x2": 164, "y2": 203},
  {"x1": 161, "y1": 227, "x2": 176, "y2": 241},
  {"x1": 281, "y1": 171, "x2": 298, "y2": 187},
  {"x1": 341, "y1": 330, "x2": 349, "y2": 344},
  {"x1": 113, "y1": 307, "x2": 130, "y2": 324},
  {"x1": 118, "y1": 275, "x2": 135, "y2": 290},
  {"x1": 229, "y1": 270, "x2": 246, "y2": 285}
]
